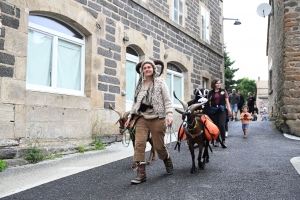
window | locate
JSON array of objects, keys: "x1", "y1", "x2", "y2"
[
  {"x1": 202, "y1": 77, "x2": 208, "y2": 89},
  {"x1": 126, "y1": 47, "x2": 139, "y2": 111},
  {"x1": 201, "y1": 6, "x2": 210, "y2": 43},
  {"x1": 166, "y1": 63, "x2": 184, "y2": 107},
  {"x1": 26, "y1": 15, "x2": 85, "y2": 96},
  {"x1": 173, "y1": 0, "x2": 184, "y2": 26}
]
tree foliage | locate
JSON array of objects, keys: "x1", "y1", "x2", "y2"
[
  {"x1": 224, "y1": 46, "x2": 238, "y2": 91},
  {"x1": 235, "y1": 78, "x2": 257, "y2": 98}
]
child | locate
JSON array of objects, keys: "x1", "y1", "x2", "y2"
[{"x1": 240, "y1": 105, "x2": 252, "y2": 138}]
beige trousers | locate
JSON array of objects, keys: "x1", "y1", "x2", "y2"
[{"x1": 134, "y1": 117, "x2": 169, "y2": 162}]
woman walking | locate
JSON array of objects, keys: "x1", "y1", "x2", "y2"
[
  {"x1": 208, "y1": 79, "x2": 232, "y2": 148},
  {"x1": 124, "y1": 60, "x2": 173, "y2": 184}
]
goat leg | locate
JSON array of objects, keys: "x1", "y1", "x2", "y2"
[
  {"x1": 198, "y1": 144, "x2": 205, "y2": 170},
  {"x1": 188, "y1": 143, "x2": 196, "y2": 173}
]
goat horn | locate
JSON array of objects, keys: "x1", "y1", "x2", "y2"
[
  {"x1": 175, "y1": 108, "x2": 184, "y2": 114},
  {"x1": 173, "y1": 91, "x2": 188, "y2": 110},
  {"x1": 189, "y1": 102, "x2": 205, "y2": 114},
  {"x1": 109, "y1": 103, "x2": 122, "y2": 118}
]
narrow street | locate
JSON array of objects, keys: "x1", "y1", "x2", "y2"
[{"x1": 1, "y1": 121, "x2": 300, "y2": 200}]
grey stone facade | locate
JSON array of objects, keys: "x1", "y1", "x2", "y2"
[
  {"x1": 267, "y1": 0, "x2": 300, "y2": 136},
  {"x1": 0, "y1": 0, "x2": 224, "y2": 155}
]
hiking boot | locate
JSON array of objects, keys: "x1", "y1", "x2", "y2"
[
  {"x1": 163, "y1": 156, "x2": 173, "y2": 175},
  {"x1": 222, "y1": 141, "x2": 227, "y2": 148},
  {"x1": 131, "y1": 162, "x2": 147, "y2": 184},
  {"x1": 225, "y1": 132, "x2": 228, "y2": 137}
]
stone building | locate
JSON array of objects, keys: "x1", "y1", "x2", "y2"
[
  {"x1": 267, "y1": 0, "x2": 300, "y2": 136},
  {"x1": 0, "y1": 0, "x2": 225, "y2": 154}
]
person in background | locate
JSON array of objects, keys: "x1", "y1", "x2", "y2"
[
  {"x1": 124, "y1": 60, "x2": 173, "y2": 184},
  {"x1": 240, "y1": 105, "x2": 252, "y2": 138},
  {"x1": 262, "y1": 107, "x2": 269, "y2": 121},
  {"x1": 252, "y1": 106, "x2": 259, "y2": 121},
  {"x1": 238, "y1": 90, "x2": 245, "y2": 115},
  {"x1": 208, "y1": 79, "x2": 232, "y2": 148},
  {"x1": 229, "y1": 89, "x2": 240, "y2": 121},
  {"x1": 246, "y1": 92, "x2": 256, "y2": 118}
]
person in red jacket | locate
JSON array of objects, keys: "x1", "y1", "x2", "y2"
[{"x1": 240, "y1": 105, "x2": 252, "y2": 138}]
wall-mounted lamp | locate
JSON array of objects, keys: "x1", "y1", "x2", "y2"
[
  {"x1": 164, "y1": 54, "x2": 168, "y2": 59},
  {"x1": 123, "y1": 32, "x2": 129, "y2": 43},
  {"x1": 96, "y1": 22, "x2": 101, "y2": 29},
  {"x1": 223, "y1": 18, "x2": 241, "y2": 25}
]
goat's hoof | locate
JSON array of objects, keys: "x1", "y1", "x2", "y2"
[
  {"x1": 190, "y1": 167, "x2": 196, "y2": 173},
  {"x1": 198, "y1": 162, "x2": 205, "y2": 170}
]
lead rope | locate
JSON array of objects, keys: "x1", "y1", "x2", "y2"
[{"x1": 165, "y1": 125, "x2": 177, "y2": 149}]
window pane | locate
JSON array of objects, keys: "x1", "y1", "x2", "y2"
[
  {"x1": 202, "y1": 17, "x2": 206, "y2": 40},
  {"x1": 29, "y1": 15, "x2": 83, "y2": 39},
  {"x1": 179, "y1": 0, "x2": 183, "y2": 13},
  {"x1": 179, "y1": 14, "x2": 183, "y2": 26},
  {"x1": 126, "y1": 61, "x2": 137, "y2": 101},
  {"x1": 173, "y1": 10, "x2": 178, "y2": 23},
  {"x1": 26, "y1": 30, "x2": 52, "y2": 86},
  {"x1": 166, "y1": 73, "x2": 172, "y2": 99},
  {"x1": 174, "y1": 0, "x2": 178, "y2": 9},
  {"x1": 173, "y1": 76, "x2": 182, "y2": 104},
  {"x1": 57, "y1": 39, "x2": 81, "y2": 90}
]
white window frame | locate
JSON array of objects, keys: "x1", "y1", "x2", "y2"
[
  {"x1": 26, "y1": 20, "x2": 85, "y2": 96},
  {"x1": 167, "y1": 68, "x2": 184, "y2": 108},
  {"x1": 201, "y1": 6, "x2": 210, "y2": 43},
  {"x1": 125, "y1": 52, "x2": 139, "y2": 111},
  {"x1": 173, "y1": 0, "x2": 184, "y2": 26}
]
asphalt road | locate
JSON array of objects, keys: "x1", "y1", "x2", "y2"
[{"x1": 1, "y1": 121, "x2": 300, "y2": 200}]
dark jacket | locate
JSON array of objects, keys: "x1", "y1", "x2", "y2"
[
  {"x1": 208, "y1": 89, "x2": 226, "y2": 107},
  {"x1": 238, "y1": 95, "x2": 245, "y2": 108}
]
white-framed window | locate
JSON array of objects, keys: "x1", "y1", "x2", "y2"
[
  {"x1": 26, "y1": 15, "x2": 85, "y2": 96},
  {"x1": 201, "y1": 6, "x2": 210, "y2": 43},
  {"x1": 173, "y1": 0, "x2": 184, "y2": 26},
  {"x1": 125, "y1": 47, "x2": 139, "y2": 111},
  {"x1": 166, "y1": 63, "x2": 184, "y2": 107}
]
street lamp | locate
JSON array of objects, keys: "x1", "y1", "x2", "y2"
[{"x1": 223, "y1": 18, "x2": 241, "y2": 25}]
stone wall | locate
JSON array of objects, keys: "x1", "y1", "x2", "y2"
[
  {"x1": 267, "y1": 0, "x2": 300, "y2": 136},
  {"x1": 0, "y1": 0, "x2": 224, "y2": 153}
]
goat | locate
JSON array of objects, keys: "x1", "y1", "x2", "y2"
[
  {"x1": 173, "y1": 91, "x2": 210, "y2": 173},
  {"x1": 109, "y1": 104, "x2": 155, "y2": 168}
]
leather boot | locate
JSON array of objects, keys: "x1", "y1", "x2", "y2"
[
  {"x1": 163, "y1": 156, "x2": 173, "y2": 175},
  {"x1": 131, "y1": 162, "x2": 147, "y2": 184}
]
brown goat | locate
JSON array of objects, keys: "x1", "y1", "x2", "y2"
[
  {"x1": 109, "y1": 104, "x2": 155, "y2": 168},
  {"x1": 173, "y1": 92, "x2": 210, "y2": 173}
]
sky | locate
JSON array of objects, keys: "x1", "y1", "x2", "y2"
[{"x1": 223, "y1": 0, "x2": 270, "y2": 81}]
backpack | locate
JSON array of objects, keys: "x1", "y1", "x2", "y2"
[{"x1": 200, "y1": 114, "x2": 219, "y2": 141}]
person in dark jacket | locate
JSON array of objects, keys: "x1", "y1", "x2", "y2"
[
  {"x1": 208, "y1": 79, "x2": 232, "y2": 148},
  {"x1": 238, "y1": 90, "x2": 245, "y2": 115}
]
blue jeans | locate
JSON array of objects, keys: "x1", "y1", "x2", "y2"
[{"x1": 230, "y1": 104, "x2": 238, "y2": 113}]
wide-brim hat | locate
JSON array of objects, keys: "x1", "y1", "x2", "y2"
[{"x1": 135, "y1": 60, "x2": 164, "y2": 76}]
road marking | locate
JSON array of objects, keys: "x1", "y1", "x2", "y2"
[{"x1": 290, "y1": 157, "x2": 300, "y2": 175}]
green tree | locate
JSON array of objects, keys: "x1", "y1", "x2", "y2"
[
  {"x1": 224, "y1": 46, "x2": 238, "y2": 91},
  {"x1": 236, "y1": 78, "x2": 257, "y2": 99}
]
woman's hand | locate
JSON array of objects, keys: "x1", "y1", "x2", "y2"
[
  {"x1": 166, "y1": 118, "x2": 173, "y2": 126},
  {"x1": 228, "y1": 110, "x2": 232, "y2": 117},
  {"x1": 124, "y1": 119, "x2": 130, "y2": 127}
]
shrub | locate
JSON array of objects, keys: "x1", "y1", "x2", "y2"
[
  {"x1": 94, "y1": 139, "x2": 105, "y2": 150},
  {"x1": 0, "y1": 159, "x2": 8, "y2": 172},
  {"x1": 77, "y1": 145, "x2": 85, "y2": 153},
  {"x1": 25, "y1": 146, "x2": 44, "y2": 163}
]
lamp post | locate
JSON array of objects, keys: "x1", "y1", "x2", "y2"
[{"x1": 223, "y1": 18, "x2": 241, "y2": 25}]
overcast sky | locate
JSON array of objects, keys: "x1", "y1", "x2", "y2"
[{"x1": 223, "y1": 0, "x2": 270, "y2": 81}]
